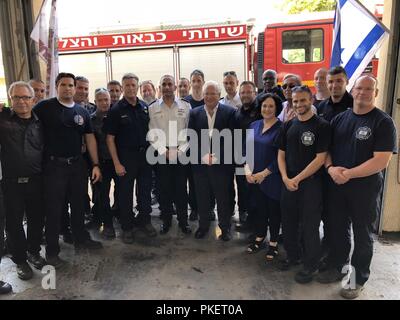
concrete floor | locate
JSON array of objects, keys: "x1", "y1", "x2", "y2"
[{"x1": 0, "y1": 208, "x2": 399, "y2": 300}]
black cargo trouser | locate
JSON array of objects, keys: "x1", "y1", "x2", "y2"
[
  {"x1": 2, "y1": 176, "x2": 44, "y2": 264},
  {"x1": 92, "y1": 159, "x2": 116, "y2": 226},
  {"x1": 117, "y1": 149, "x2": 152, "y2": 231},
  {"x1": 44, "y1": 157, "x2": 90, "y2": 257},
  {"x1": 281, "y1": 175, "x2": 322, "y2": 271},
  {"x1": 327, "y1": 174, "x2": 383, "y2": 286}
]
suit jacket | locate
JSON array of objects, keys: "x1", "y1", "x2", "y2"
[{"x1": 188, "y1": 103, "x2": 237, "y2": 173}]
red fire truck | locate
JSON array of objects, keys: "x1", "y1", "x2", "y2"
[{"x1": 58, "y1": 23, "x2": 254, "y2": 101}]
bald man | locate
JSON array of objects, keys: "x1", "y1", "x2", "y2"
[
  {"x1": 318, "y1": 75, "x2": 397, "y2": 299},
  {"x1": 312, "y1": 68, "x2": 330, "y2": 107}
]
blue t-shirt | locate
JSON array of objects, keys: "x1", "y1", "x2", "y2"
[{"x1": 246, "y1": 119, "x2": 282, "y2": 201}]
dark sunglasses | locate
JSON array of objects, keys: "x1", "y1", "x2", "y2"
[{"x1": 223, "y1": 71, "x2": 237, "y2": 77}]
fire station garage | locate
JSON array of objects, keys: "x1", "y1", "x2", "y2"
[{"x1": 0, "y1": 0, "x2": 399, "y2": 301}]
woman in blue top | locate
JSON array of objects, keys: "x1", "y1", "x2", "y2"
[{"x1": 244, "y1": 93, "x2": 283, "y2": 261}]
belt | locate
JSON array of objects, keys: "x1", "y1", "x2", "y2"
[
  {"x1": 49, "y1": 155, "x2": 81, "y2": 165},
  {"x1": 3, "y1": 176, "x2": 41, "y2": 184}
]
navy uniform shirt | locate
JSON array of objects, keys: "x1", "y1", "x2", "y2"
[
  {"x1": 33, "y1": 97, "x2": 93, "y2": 158},
  {"x1": 279, "y1": 114, "x2": 331, "y2": 178},
  {"x1": 317, "y1": 91, "x2": 353, "y2": 122},
  {"x1": 0, "y1": 108, "x2": 43, "y2": 178},
  {"x1": 104, "y1": 97, "x2": 149, "y2": 151},
  {"x1": 185, "y1": 95, "x2": 204, "y2": 109},
  {"x1": 330, "y1": 108, "x2": 397, "y2": 171}
]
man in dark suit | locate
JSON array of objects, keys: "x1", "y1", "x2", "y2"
[{"x1": 188, "y1": 81, "x2": 237, "y2": 241}]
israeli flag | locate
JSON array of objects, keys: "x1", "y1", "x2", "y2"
[{"x1": 331, "y1": 0, "x2": 389, "y2": 90}]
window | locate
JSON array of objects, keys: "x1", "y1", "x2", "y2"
[{"x1": 282, "y1": 29, "x2": 324, "y2": 64}]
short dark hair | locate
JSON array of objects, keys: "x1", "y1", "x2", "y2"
[
  {"x1": 190, "y1": 69, "x2": 205, "y2": 81},
  {"x1": 107, "y1": 80, "x2": 122, "y2": 88},
  {"x1": 179, "y1": 77, "x2": 190, "y2": 84},
  {"x1": 328, "y1": 66, "x2": 348, "y2": 79},
  {"x1": 239, "y1": 81, "x2": 256, "y2": 92},
  {"x1": 291, "y1": 85, "x2": 313, "y2": 99},
  {"x1": 75, "y1": 76, "x2": 89, "y2": 83},
  {"x1": 122, "y1": 73, "x2": 139, "y2": 83},
  {"x1": 55, "y1": 72, "x2": 76, "y2": 86},
  {"x1": 258, "y1": 93, "x2": 283, "y2": 117}
]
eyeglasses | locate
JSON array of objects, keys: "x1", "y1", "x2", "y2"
[
  {"x1": 223, "y1": 71, "x2": 237, "y2": 77},
  {"x1": 282, "y1": 84, "x2": 296, "y2": 90},
  {"x1": 11, "y1": 96, "x2": 32, "y2": 102}
]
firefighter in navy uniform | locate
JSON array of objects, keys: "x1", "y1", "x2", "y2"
[
  {"x1": 317, "y1": 66, "x2": 353, "y2": 122},
  {"x1": 277, "y1": 85, "x2": 331, "y2": 284},
  {"x1": 105, "y1": 73, "x2": 157, "y2": 244},
  {"x1": 34, "y1": 73, "x2": 103, "y2": 268},
  {"x1": 316, "y1": 75, "x2": 397, "y2": 299},
  {"x1": 316, "y1": 66, "x2": 354, "y2": 262}
]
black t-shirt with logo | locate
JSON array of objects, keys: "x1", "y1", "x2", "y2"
[
  {"x1": 33, "y1": 97, "x2": 93, "y2": 158},
  {"x1": 330, "y1": 108, "x2": 397, "y2": 169},
  {"x1": 279, "y1": 114, "x2": 331, "y2": 178}
]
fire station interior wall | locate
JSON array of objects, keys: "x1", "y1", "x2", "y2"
[
  {"x1": 379, "y1": 0, "x2": 400, "y2": 232},
  {"x1": 0, "y1": 41, "x2": 6, "y2": 102},
  {"x1": 111, "y1": 48, "x2": 175, "y2": 96},
  {"x1": 59, "y1": 52, "x2": 108, "y2": 103},
  {"x1": 178, "y1": 43, "x2": 246, "y2": 96}
]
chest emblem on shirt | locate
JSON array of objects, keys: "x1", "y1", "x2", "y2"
[
  {"x1": 301, "y1": 131, "x2": 315, "y2": 146},
  {"x1": 74, "y1": 114, "x2": 85, "y2": 126},
  {"x1": 356, "y1": 127, "x2": 372, "y2": 140}
]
